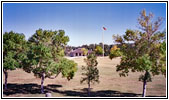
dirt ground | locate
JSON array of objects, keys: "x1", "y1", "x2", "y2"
[{"x1": 3, "y1": 57, "x2": 166, "y2": 97}]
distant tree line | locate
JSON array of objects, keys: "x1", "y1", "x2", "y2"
[
  {"x1": 66, "y1": 43, "x2": 119, "y2": 56},
  {"x1": 65, "y1": 42, "x2": 135, "y2": 56}
]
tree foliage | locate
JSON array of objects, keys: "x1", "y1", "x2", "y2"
[
  {"x1": 3, "y1": 31, "x2": 27, "y2": 70},
  {"x1": 109, "y1": 45, "x2": 122, "y2": 59},
  {"x1": 24, "y1": 29, "x2": 77, "y2": 75},
  {"x1": 29, "y1": 29, "x2": 69, "y2": 58},
  {"x1": 81, "y1": 48, "x2": 88, "y2": 56},
  {"x1": 95, "y1": 46, "x2": 103, "y2": 56},
  {"x1": 159, "y1": 41, "x2": 166, "y2": 77},
  {"x1": 23, "y1": 43, "x2": 53, "y2": 77},
  {"x1": 58, "y1": 58, "x2": 78, "y2": 80}
]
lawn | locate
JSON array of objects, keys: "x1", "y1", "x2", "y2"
[{"x1": 3, "y1": 57, "x2": 166, "y2": 97}]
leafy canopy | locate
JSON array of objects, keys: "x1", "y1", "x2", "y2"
[
  {"x1": 3, "y1": 31, "x2": 27, "y2": 70},
  {"x1": 109, "y1": 45, "x2": 121, "y2": 59},
  {"x1": 112, "y1": 9, "x2": 166, "y2": 81},
  {"x1": 29, "y1": 29, "x2": 69, "y2": 58},
  {"x1": 81, "y1": 48, "x2": 88, "y2": 56},
  {"x1": 95, "y1": 46, "x2": 103, "y2": 55},
  {"x1": 24, "y1": 29, "x2": 77, "y2": 79}
]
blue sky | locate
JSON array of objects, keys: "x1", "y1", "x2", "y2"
[{"x1": 3, "y1": 3, "x2": 166, "y2": 46}]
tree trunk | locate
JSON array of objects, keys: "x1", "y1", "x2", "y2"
[
  {"x1": 142, "y1": 80, "x2": 147, "y2": 97},
  {"x1": 88, "y1": 82, "x2": 90, "y2": 97},
  {"x1": 41, "y1": 73, "x2": 45, "y2": 94},
  {"x1": 3, "y1": 70, "x2": 8, "y2": 90},
  {"x1": 142, "y1": 71, "x2": 148, "y2": 97}
]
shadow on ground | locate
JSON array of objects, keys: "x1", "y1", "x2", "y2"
[
  {"x1": 3, "y1": 83, "x2": 62, "y2": 96},
  {"x1": 3, "y1": 83, "x2": 165, "y2": 97}
]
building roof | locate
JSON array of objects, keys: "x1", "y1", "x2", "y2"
[
  {"x1": 70, "y1": 48, "x2": 93, "y2": 54},
  {"x1": 71, "y1": 48, "x2": 83, "y2": 53}
]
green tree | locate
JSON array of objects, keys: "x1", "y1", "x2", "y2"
[
  {"x1": 111, "y1": 10, "x2": 166, "y2": 97},
  {"x1": 24, "y1": 29, "x2": 77, "y2": 93},
  {"x1": 95, "y1": 46, "x2": 103, "y2": 56},
  {"x1": 81, "y1": 52, "x2": 99, "y2": 96},
  {"x1": 81, "y1": 48, "x2": 88, "y2": 56},
  {"x1": 3, "y1": 31, "x2": 27, "y2": 89},
  {"x1": 109, "y1": 45, "x2": 122, "y2": 59},
  {"x1": 159, "y1": 41, "x2": 166, "y2": 77}
]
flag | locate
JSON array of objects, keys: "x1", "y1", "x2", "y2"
[{"x1": 103, "y1": 27, "x2": 107, "y2": 30}]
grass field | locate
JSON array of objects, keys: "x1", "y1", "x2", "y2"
[{"x1": 3, "y1": 57, "x2": 166, "y2": 97}]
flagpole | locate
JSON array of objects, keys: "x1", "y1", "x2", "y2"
[{"x1": 102, "y1": 27, "x2": 104, "y2": 57}]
